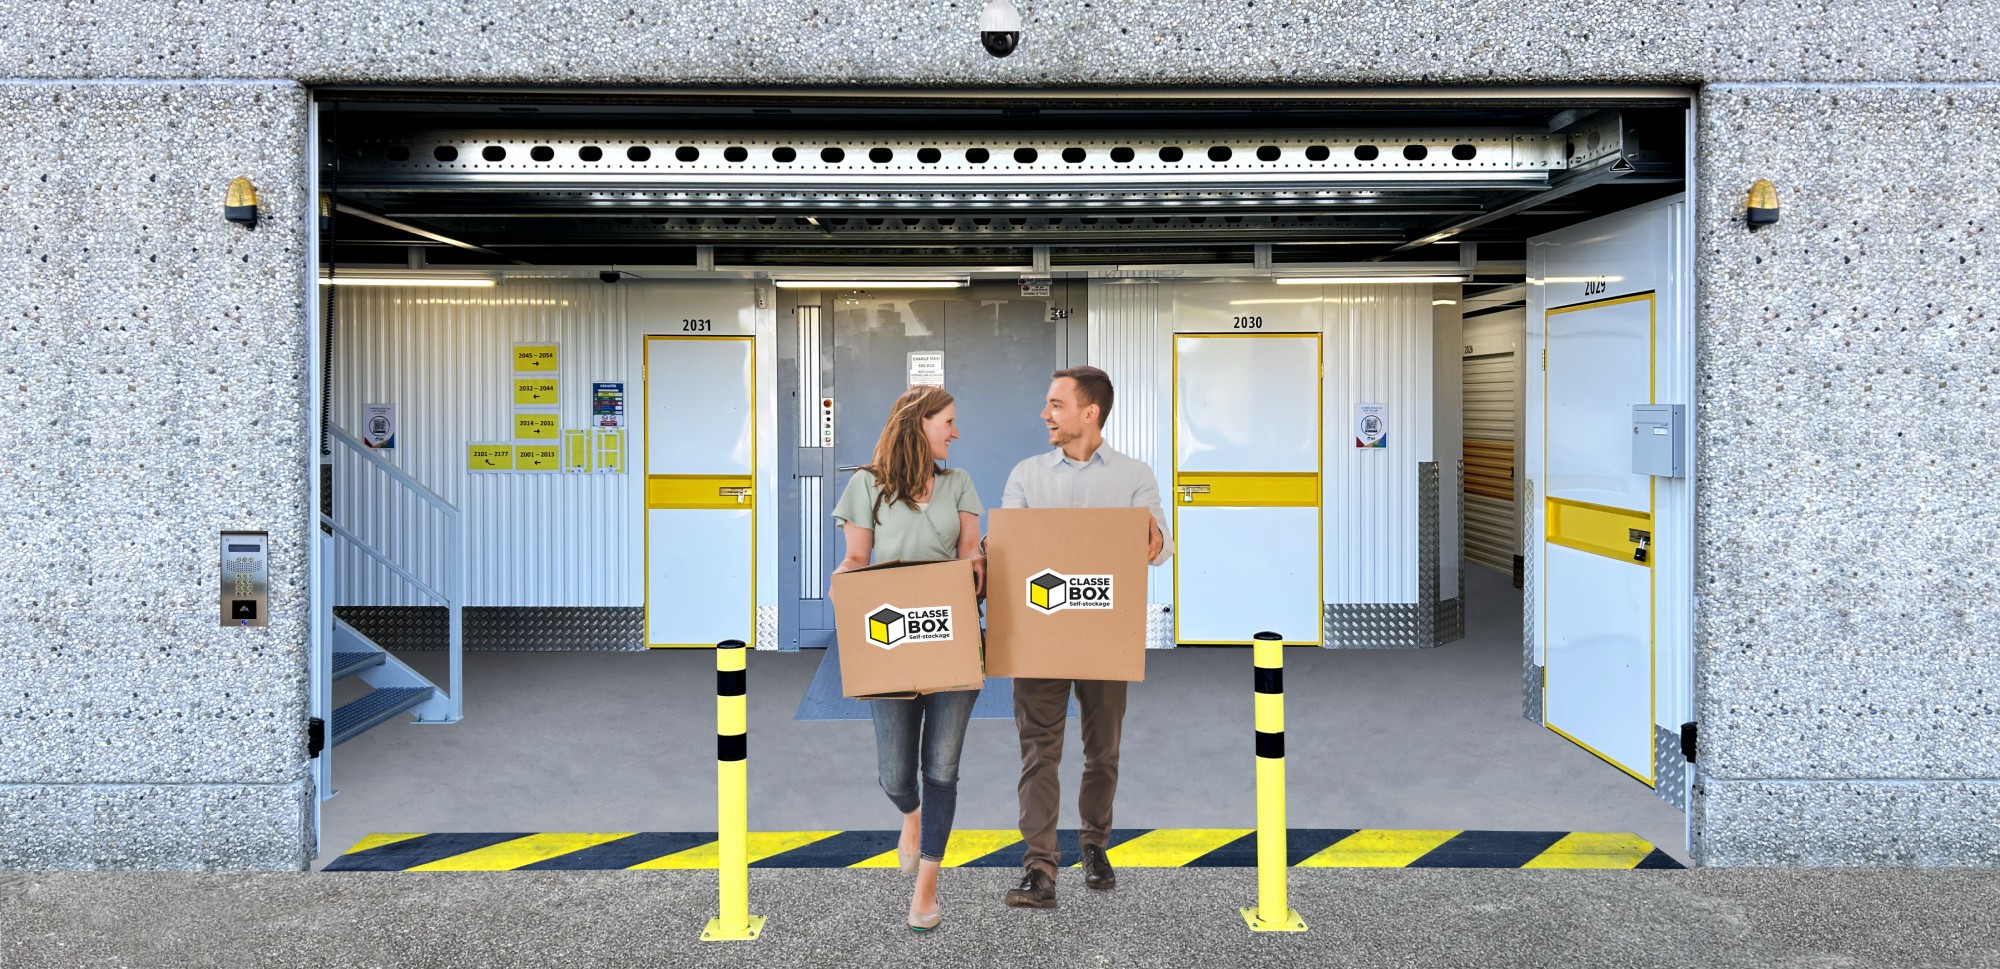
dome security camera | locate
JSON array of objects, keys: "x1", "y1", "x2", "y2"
[
  {"x1": 980, "y1": 0, "x2": 1021, "y2": 57},
  {"x1": 599, "y1": 270, "x2": 622, "y2": 284}
]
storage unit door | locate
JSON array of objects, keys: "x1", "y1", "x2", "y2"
[
  {"x1": 1539, "y1": 293, "x2": 1655, "y2": 782},
  {"x1": 1172, "y1": 334, "x2": 1322, "y2": 646},
  {"x1": 1462, "y1": 351, "x2": 1519, "y2": 576},
  {"x1": 645, "y1": 335, "x2": 756, "y2": 648}
]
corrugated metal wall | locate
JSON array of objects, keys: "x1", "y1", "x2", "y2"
[
  {"x1": 1323, "y1": 284, "x2": 1433, "y2": 605},
  {"x1": 1086, "y1": 280, "x2": 1170, "y2": 604},
  {"x1": 1091, "y1": 279, "x2": 1434, "y2": 608},
  {"x1": 330, "y1": 280, "x2": 641, "y2": 606}
]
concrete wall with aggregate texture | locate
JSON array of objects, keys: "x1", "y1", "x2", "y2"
[
  {"x1": 1691, "y1": 85, "x2": 1999, "y2": 865},
  {"x1": 0, "y1": 82, "x2": 313, "y2": 869},
  {"x1": 0, "y1": 1, "x2": 1993, "y2": 869}
]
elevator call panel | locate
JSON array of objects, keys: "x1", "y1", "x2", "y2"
[{"x1": 220, "y1": 531, "x2": 270, "y2": 627}]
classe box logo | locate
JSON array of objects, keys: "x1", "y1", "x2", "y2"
[
  {"x1": 1025, "y1": 570, "x2": 1115, "y2": 613},
  {"x1": 865, "y1": 604, "x2": 955, "y2": 649}
]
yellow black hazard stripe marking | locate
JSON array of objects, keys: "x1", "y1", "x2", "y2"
[{"x1": 325, "y1": 829, "x2": 1684, "y2": 872}]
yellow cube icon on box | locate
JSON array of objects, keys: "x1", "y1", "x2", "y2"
[
  {"x1": 867, "y1": 607, "x2": 906, "y2": 648},
  {"x1": 1028, "y1": 571, "x2": 1066, "y2": 612}
]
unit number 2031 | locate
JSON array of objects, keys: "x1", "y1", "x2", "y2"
[
  {"x1": 681, "y1": 319, "x2": 713, "y2": 332},
  {"x1": 1232, "y1": 316, "x2": 1264, "y2": 329}
]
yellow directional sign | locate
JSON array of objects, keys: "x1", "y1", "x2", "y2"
[
  {"x1": 468, "y1": 443, "x2": 514, "y2": 472},
  {"x1": 514, "y1": 377, "x2": 560, "y2": 405},
  {"x1": 517, "y1": 444, "x2": 561, "y2": 472},
  {"x1": 514, "y1": 412, "x2": 560, "y2": 440},
  {"x1": 513, "y1": 343, "x2": 559, "y2": 372}
]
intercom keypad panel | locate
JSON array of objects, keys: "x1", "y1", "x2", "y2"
[{"x1": 221, "y1": 531, "x2": 269, "y2": 627}]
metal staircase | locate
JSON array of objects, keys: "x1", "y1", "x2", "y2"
[
  {"x1": 313, "y1": 425, "x2": 465, "y2": 806},
  {"x1": 330, "y1": 617, "x2": 449, "y2": 745}
]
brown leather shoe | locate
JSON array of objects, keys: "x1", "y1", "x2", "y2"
[
  {"x1": 1002, "y1": 868, "x2": 1057, "y2": 909},
  {"x1": 1081, "y1": 843, "x2": 1117, "y2": 890}
]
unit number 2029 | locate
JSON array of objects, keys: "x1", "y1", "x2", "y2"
[
  {"x1": 681, "y1": 319, "x2": 713, "y2": 332},
  {"x1": 1232, "y1": 316, "x2": 1264, "y2": 329}
]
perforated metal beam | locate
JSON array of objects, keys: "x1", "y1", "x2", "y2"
[{"x1": 334, "y1": 115, "x2": 1627, "y2": 209}]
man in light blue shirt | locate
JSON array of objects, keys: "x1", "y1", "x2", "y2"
[{"x1": 999, "y1": 366, "x2": 1172, "y2": 910}]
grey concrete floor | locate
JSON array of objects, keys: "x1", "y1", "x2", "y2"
[
  {"x1": 9, "y1": 868, "x2": 2000, "y2": 969},
  {"x1": 317, "y1": 566, "x2": 1688, "y2": 868}
]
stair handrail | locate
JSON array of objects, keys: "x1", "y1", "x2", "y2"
[{"x1": 323, "y1": 425, "x2": 465, "y2": 722}]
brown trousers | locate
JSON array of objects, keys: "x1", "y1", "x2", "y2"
[{"x1": 1013, "y1": 676, "x2": 1128, "y2": 877}]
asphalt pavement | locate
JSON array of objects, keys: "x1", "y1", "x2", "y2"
[{"x1": 5, "y1": 867, "x2": 1998, "y2": 968}]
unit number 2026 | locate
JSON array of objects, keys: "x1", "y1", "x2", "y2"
[
  {"x1": 1232, "y1": 316, "x2": 1264, "y2": 329},
  {"x1": 681, "y1": 319, "x2": 713, "y2": 332}
]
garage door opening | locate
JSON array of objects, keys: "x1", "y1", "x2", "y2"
[{"x1": 307, "y1": 89, "x2": 1696, "y2": 872}]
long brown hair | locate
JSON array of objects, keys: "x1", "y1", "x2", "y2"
[{"x1": 860, "y1": 385, "x2": 954, "y2": 524}]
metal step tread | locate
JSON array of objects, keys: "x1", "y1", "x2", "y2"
[
  {"x1": 332, "y1": 650, "x2": 385, "y2": 680},
  {"x1": 332, "y1": 687, "x2": 434, "y2": 747}
]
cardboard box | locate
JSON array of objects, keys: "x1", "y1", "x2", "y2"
[
  {"x1": 985, "y1": 507, "x2": 1152, "y2": 681},
  {"x1": 830, "y1": 558, "x2": 985, "y2": 699}
]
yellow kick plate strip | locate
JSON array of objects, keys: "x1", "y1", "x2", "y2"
[
  {"x1": 851, "y1": 829, "x2": 1025, "y2": 869},
  {"x1": 1099, "y1": 828, "x2": 1253, "y2": 868},
  {"x1": 408, "y1": 832, "x2": 636, "y2": 872},
  {"x1": 1297, "y1": 829, "x2": 1462, "y2": 868},
  {"x1": 630, "y1": 830, "x2": 839, "y2": 870},
  {"x1": 647, "y1": 474, "x2": 755, "y2": 510},
  {"x1": 1173, "y1": 472, "x2": 1319, "y2": 507},
  {"x1": 1545, "y1": 497, "x2": 1652, "y2": 566},
  {"x1": 1521, "y1": 832, "x2": 1657, "y2": 870}
]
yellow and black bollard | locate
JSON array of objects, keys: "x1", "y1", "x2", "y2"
[
  {"x1": 1241, "y1": 631, "x2": 1307, "y2": 932},
  {"x1": 701, "y1": 639, "x2": 765, "y2": 941}
]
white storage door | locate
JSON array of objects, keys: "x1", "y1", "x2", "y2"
[
  {"x1": 644, "y1": 335, "x2": 756, "y2": 647},
  {"x1": 1172, "y1": 334, "x2": 1322, "y2": 646}
]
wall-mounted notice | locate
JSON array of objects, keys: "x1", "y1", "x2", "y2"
[
  {"x1": 468, "y1": 443, "x2": 515, "y2": 472},
  {"x1": 596, "y1": 429, "x2": 626, "y2": 474},
  {"x1": 907, "y1": 351, "x2": 945, "y2": 387},
  {"x1": 513, "y1": 343, "x2": 559, "y2": 372},
  {"x1": 592, "y1": 382, "x2": 626, "y2": 429},
  {"x1": 516, "y1": 444, "x2": 561, "y2": 472},
  {"x1": 562, "y1": 429, "x2": 595, "y2": 473},
  {"x1": 362, "y1": 403, "x2": 397, "y2": 450},
  {"x1": 1354, "y1": 403, "x2": 1389, "y2": 449},
  {"x1": 515, "y1": 412, "x2": 560, "y2": 440},
  {"x1": 514, "y1": 377, "x2": 559, "y2": 406}
]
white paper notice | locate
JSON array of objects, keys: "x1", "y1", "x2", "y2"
[{"x1": 907, "y1": 351, "x2": 945, "y2": 387}]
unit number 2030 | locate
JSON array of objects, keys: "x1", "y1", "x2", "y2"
[
  {"x1": 1232, "y1": 316, "x2": 1264, "y2": 329},
  {"x1": 681, "y1": 319, "x2": 713, "y2": 332}
]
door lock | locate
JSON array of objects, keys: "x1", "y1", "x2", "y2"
[{"x1": 1630, "y1": 528, "x2": 1652, "y2": 563}]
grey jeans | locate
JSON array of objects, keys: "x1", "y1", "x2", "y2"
[{"x1": 870, "y1": 688, "x2": 981, "y2": 862}]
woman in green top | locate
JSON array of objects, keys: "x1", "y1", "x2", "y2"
[{"x1": 832, "y1": 384, "x2": 985, "y2": 932}]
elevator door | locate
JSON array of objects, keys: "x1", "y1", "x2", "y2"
[{"x1": 830, "y1": 292, "x2": 1068, "y2": 533}]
